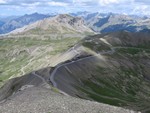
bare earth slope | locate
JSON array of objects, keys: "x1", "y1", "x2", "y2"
[
  {"x1": 0, "y1": 68, "x2": 137, "y2": 113},
  {"x1": 48, "y1": 31, "x2": 150, "y2": 113}
]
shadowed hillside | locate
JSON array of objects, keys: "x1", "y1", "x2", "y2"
[{"x1": 49, "y1": 31, "x2": 150, "y2": 113}]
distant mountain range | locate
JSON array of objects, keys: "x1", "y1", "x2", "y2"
[
  {"x1": 1, "y1": 12, "x2": 150, "y2": 34},
  {"x1": 71, "y1": 12, "x2": 150, "y2": 33},
  {"x1": 0, "y1": 13, "x2": 51, "y2": 34}
]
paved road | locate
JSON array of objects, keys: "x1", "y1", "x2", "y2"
[
  {"x1": 32, "y1": 72, "x2": 46, "y2": 83},
  {"x1": 49, "y1": 46, "x2": 113, "y2": 89},
  {"x1": 50, "y1": 55, "x2": 95, "y2": 87},
  {"x1": 49, "y1": 46, "x2": 148, "y2": 90}
]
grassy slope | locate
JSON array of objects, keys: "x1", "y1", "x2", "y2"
[
  {"x1": 52, "y1": 32, "x2": 150, "y2": 112},
  {"x1": 78, "y1": 34, "x2": 150, "y2": 112},
  {"x1": 0, "y1": 15, "x2": 95, "y2": 87},
  {"x1": 75, "y1": 53, "x2": 150, "y2": 111},
  {"x1": 0, "y1": 35, "x2": 81, "y2": 87}
]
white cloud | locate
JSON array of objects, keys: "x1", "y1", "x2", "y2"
[
  {"x1": 73, "y1": 0, "x2": 87, "y2": 6},
  {"x1": 132, "y1": 4, "x2": 150, "y2": 15},
  {"x1": 73, "y1": 0, "x2": 93, "y2": 3},
  {"x1": 99, "y1": 0, "x2": 134, "y2": 6},
  {"x1": 48, "y1": 1, "x2": 69, "y2": 6},
  {"x1": 21, "y1": 2, "x2": 40, "y2": 7},
  {"x1": 0, "y1": 0, "x2": 6, "y2": 4},
  {"x1": 99, "y1": 0, "x2": 119, "y2": 6},
  {"x1": 1, "y1": 0, "x2": 150, "y2": 16}
]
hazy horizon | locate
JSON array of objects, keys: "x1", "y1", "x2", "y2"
[{"x1": 0, "y1": 0, "x2": 150, "y2": 16}]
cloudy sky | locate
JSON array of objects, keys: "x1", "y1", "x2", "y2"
[{"x1": 0, "y1": 0, "x2": 150, "y2": 16}]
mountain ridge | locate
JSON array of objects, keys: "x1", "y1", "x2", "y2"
[
  {"x1": 71, "y1": 12, "x2": 150, "y2": 33},
  {"x1": 1, "y1": 12, "x2": 150, "y2": 34},
  {"x1": 9, "y1": 14, "x2": 94, "y2": 35},
  {"x1": 0, "y1": 13, "x2": 51, "y2": 34}
]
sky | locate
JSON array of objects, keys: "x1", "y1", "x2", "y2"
[{"x1": 0, "y1": 0, "x2": 150, "y2": 16}]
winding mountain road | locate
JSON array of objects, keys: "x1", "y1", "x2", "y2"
[
  {"x1": 50, "y1": 46, "x2": 94, "y2": 88},
  {"x1": 49, "y1": 46, "x2": 112, "y2": 89},
  {"x1": 32, "y1": 72, "x2": 46, "y2": 83},
  {"x1": 49, "y1": 46, "x2": 147, "y2": 90}
]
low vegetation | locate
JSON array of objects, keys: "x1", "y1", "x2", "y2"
[
  {"x1": 0, "y1": 35, "x2": 81, "y2": 87},
  {"x1": 51, "y1": 32, "x2": 150, "y2": 112}
]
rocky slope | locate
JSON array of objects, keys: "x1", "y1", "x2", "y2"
[
  {"x1": 46, "y1": 31, "x2": 150, "y2": 113},
  {"x1": 9, "y1": 14, "x2": 94, "y2": 35},
  {"x1": 73, "y1": 12, "x2": 150, "y2": 33},
  {"x1": 0, "y1": 31, "x2": 149, "y2": 113},
  {"x1": 0, "y1": 66, "x2": 137, "y2": 113}
]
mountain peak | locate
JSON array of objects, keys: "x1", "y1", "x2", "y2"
[
  {"x1": 9, "y1": 14, "x2": 94, "y2": 34},
  {"x1": 54, "y1": 14, "x2": 84, "y2": 26},
  {"x1": 23, "y1": 12, "x2": 44, "y2": 17},
  {"x1": 55, "y1": 14, "x2": 74, "y2": 20},
  {"x1": 57, "y1": 14, "x2": 72, "y2": 17}
]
